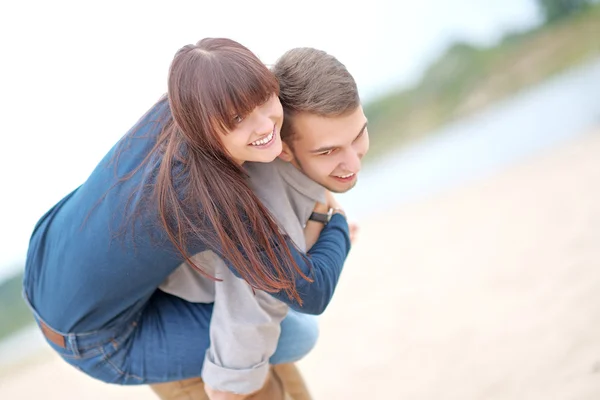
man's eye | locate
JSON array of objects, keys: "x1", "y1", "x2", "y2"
[
  {"x1": 233, "y1": 115, "x2": 244, "y2": 124},
  {"x1": 320, "y1": 149, "x2": 334, "y2": 156}
]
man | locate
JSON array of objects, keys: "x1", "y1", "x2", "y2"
[
  {"x1": 153, "y1": 47, "x2": 369, "y2": 400},
  {"x1": 274, "y1": 48, "x2": 368, "y2": 195}
]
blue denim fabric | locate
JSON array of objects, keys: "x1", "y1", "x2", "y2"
[
  {"x1": 24, "y1": 289, "x2": 318, "y2": 384},
  {"x1": 270, "y1": 310, "x2": 319, "y2": 364}
]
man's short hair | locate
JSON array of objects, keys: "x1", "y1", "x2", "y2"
[{"x1": 272, "y1": 48, "x2": 360, "y2": 142}]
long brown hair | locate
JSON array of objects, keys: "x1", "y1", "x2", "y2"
[{"x1": 146, "y1": 38, "x2": 310, "y2": 303}]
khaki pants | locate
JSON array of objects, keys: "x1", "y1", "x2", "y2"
[{"x1": 150, "y1": 364, "x2": 311, "y2": 400}]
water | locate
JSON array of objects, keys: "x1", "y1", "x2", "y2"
[
  {"x1": 340, "y1": 58, "x2": 600, "y2": 218},
  {"x1": 1, "y1": 58, "x2": 599, "y2": 368}
]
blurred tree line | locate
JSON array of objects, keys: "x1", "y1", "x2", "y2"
[
  {"x1": 363, "y1": 1, "x2": 600, "y2": 160},
  {"x1": 538, "y1": 0, "x2": 595, "y2": 23},
  {"x1": 0, "y1": 271, "x2": 32, "y2": 339}
]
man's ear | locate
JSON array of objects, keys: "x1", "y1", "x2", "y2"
[{"x1": 278, "y1": 141, "x2": 294, "y2": 162}]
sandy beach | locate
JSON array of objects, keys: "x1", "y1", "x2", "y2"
[{"x1": 2, "y1": 128, "x2": 600, "y2": 399}]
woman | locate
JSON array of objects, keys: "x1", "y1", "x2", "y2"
[{"x1": 23, "y1": 38, "x2": 350, "y2": 398}]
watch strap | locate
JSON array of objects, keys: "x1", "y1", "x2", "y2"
[{"x1": 308, "y1": 208, "x2": 333, "y2": 225}]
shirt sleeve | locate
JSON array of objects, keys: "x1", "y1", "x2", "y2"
[{"x1": 201, "y1": 261, "x2": 288, "y2": 394}]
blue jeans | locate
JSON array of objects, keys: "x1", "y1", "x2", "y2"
[{"x1": 25, "y1": 289, "x2": 318, "y2": 384}]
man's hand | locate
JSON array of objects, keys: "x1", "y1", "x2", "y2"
[
  {"x1": 205, "y1": 385, "x2": 249, "y2": 400},
  {"x1": 325, "y1": 191, "x2": 343, "y2": 215},
  {"x1": 326, "y1": 191, "x2": 357, "y2": 244},
  {"x1": 205, "y1": 369, "x2": 284, "y2": 400}
]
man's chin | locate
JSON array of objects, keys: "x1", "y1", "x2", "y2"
[{"x1": 324, "y1": 178, "x2": 358, "y2": 194}]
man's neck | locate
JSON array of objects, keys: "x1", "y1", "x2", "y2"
[{"x1": 275, "y1": 158, "x2": 326, "y2": 205}]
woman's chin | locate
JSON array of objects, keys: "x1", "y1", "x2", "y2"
[{"x1": 252, "y1": 139, "x2": 282, "y2": 163}]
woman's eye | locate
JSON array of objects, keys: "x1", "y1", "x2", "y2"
[{"x1": 233, "y1": 115, "x2": 244, "y2": 124}]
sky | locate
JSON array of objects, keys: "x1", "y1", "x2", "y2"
[{"x1": 0, "y1": 0, "x2": 541, "y2": 281}]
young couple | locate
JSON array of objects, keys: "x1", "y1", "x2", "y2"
[{"x1": 23, "y1": 37, "x2": 369, "y2": 400}]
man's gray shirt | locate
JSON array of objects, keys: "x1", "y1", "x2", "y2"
[{"x1": 159, "y1": 158, "x2": 325, "y2": 394}]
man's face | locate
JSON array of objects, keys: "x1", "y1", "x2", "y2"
[{"x1": 279, "y1": 106, "x2": 369, "y2": 193}]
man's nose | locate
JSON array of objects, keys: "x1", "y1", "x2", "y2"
[{"x1": 342, "y1": 150, "x2": 362, "y2": 173}]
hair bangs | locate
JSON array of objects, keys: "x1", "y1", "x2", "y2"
[{"x1": 205, "y1": 53, "x2": 279, "y2": 132}]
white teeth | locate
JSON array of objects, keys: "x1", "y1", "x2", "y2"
[
  {"x1": 335, "y1": 173, "x2": 355, "y2": 179},
  {"x1": 251, "y1": 132, "x2": 274, "y2": 146}
]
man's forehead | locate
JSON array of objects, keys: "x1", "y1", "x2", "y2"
[{"x1": 293, "y1": 110, "x2": 365, "y2": 146}]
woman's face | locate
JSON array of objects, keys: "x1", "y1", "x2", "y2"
[{"x1": 221, "y1": 94, "x2": 283, "y2": 165}]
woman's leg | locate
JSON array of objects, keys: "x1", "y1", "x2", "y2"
[
  {"x1": 270, "y1": 310, "x2": 319, "y2": 365},
  {"x1": 121, "y1": 290, "x2": 214, "y2": 383},
  {"x1": 124, "y1": 293, "x2": 319, "y2": 382},
  {"x1": 144, "y1": 300, "x2": 316, "y2": 399},
  {"x1": 267, "y1": 310, "x2": 317, "y2": 399}
]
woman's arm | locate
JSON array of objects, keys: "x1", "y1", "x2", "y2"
[
  {"x1": 225, "y1": 209, "x2": 351, "y2": 315},
  {"x1": 281, "y1": 211, "x2": 351, "y2": 314}
]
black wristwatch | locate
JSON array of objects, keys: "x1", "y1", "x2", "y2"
[{"x1": 308, "y1": 207, "x2": 334, "y2": 225}]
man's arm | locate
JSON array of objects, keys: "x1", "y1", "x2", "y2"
[
  {"x1": 303, "y1": 201, "x2": 329, "y2": 250},
  {"x1": 200, "y1": 259, "x2": 288, "y2": 396},
  {"x1": 304, "y1": 192, "x2": 359, "y2": 249},
  {"x1": 159, "y1": 252, "x2": 288, "y2": 397}
]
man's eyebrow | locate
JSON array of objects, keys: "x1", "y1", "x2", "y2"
[
  {"x1": 310, "y1": 121, "x2": 368, "y2": 154},
  {"x1": 356, "y1": 121, "x2": 368, "y2": 138}
]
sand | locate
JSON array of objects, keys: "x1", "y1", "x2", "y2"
[{"x1": 2, "y1": 129, "x2": 600, "y2": 399}]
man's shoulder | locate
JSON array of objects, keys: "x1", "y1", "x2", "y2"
[
  {"x1": 244, "y1": 160, "x2": 287, "y2": 199},
  {"x1": 244, "y1": 158, "x2": 286, "y2": 175},
  {"x1": 245, "y1": 159, "x2": 287, "y2": 186}
]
